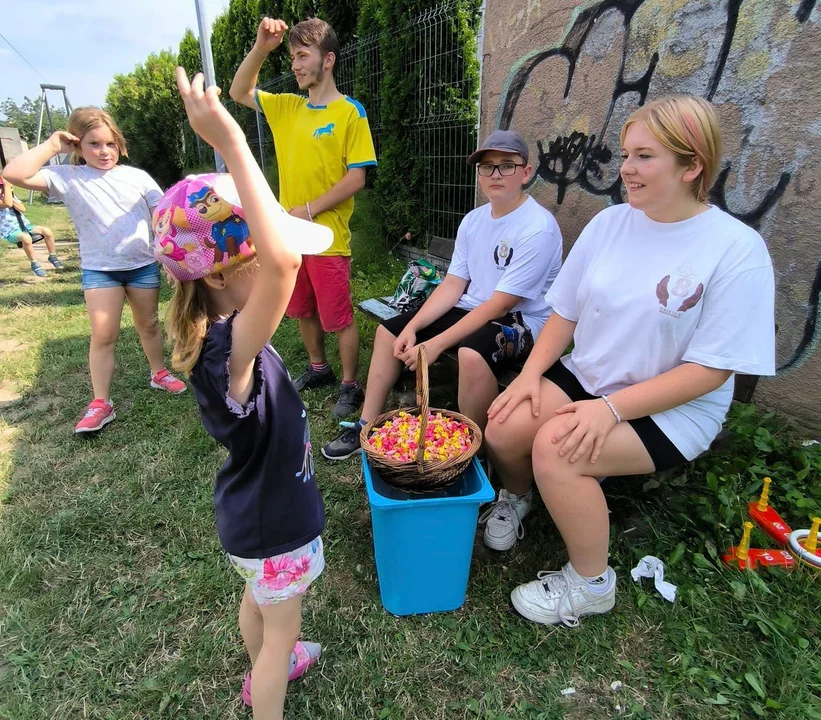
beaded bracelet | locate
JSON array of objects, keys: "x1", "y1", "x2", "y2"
[
  {"x1": 306, "y1": 202, "x2": 314, "y2": 222},
  {"x1": 601, "y1": 394, "x2": 622, "y2": 424}
]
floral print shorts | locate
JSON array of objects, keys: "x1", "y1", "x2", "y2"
[{"x1": 229, "y1": 536, "x2": 324, "y2": 605}]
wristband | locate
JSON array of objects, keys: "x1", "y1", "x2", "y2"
[
  {"x1": 306, "y1": 202, "x2": 313, "y2": 222},
  {"x1": 601, "y1": 394, "x2": 621, "y2": 424}
]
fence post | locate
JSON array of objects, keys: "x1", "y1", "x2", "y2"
[{"x1": 194, "y1": 0, "x2": 226, "y2": 173}]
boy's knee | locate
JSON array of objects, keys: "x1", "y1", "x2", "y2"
[
  {"x1": 19, "y1": 233, "x2": 33, "y2": 247},
  {"x1": 375, "y1": 323, "x2": 397, "y2": 346},
  {"x1": 457, "y1": 346, "x2": 491, "y2": 378}
]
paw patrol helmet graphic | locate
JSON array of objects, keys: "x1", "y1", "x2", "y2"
[{"x1": 153, "y1": 173, "x2": 333, "y2": 282}]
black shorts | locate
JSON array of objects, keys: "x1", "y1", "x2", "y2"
[
  {"x1": 381, "y1": 307, "x2": 533, "y2": 375},
  {"x1": 543, "y1": 360, "x2": 687, "y2": 472}
]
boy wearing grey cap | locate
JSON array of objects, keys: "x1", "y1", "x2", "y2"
[{"x1": 323, "y1": 130, "x2": 562, "y2": 547}]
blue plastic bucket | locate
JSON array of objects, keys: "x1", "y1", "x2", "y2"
[{"x1": 363, "y1": 456, "x2": 495, "y2": 615}]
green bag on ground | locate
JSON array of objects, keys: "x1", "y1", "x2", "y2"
[{"x1": 389, "y1": 259, "x2": 442, "y2": 313}]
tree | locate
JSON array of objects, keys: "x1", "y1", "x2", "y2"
[
  {"x1": 0, "y1": 97, "x2": 67, "y2": 145},
  {"x1": 211, "y1": 0, "x2": 260, "y2": 91},
  {"x1": 178, "y1": 28, "x2": 202, "y2": 78},
  {"x1": 105, "y1": 51, "x2": 184, "y2": 188}
]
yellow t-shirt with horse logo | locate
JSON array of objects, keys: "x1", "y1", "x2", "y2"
[{"x1": 256, "y1": 91, "x2": 377, "y2": 257}]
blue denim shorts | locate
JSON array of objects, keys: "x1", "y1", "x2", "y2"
[{"x1": 81, "y1": 262, "x2": 161, "y2": 291}]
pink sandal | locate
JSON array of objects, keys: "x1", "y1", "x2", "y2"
[{"x1": 242, "y1": 641, "x2": 322, "y2": 707}]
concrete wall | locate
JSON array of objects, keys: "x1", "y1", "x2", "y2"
[{"x1": 480, "y1": 0, "x2": 821, "y2": 430}]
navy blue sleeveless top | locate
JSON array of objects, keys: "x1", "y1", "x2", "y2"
[{"x1": 190, "y1": 313, "x2": 324, "y2": 558}]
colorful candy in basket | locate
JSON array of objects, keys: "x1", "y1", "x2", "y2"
[{"x1": 367, "y1": 411, "x2": 472, "y2": 463}]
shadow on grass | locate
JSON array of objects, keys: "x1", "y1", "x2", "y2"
[{"x1": 0, "y1": 328, "x2": 246, "y2": 719}]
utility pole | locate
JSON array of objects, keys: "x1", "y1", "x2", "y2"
[{"x1": 194, "y1": 0, "x2": 226, "y2": 172}]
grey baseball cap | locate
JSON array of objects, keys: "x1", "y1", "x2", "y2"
[{"x1": 467, "y1": 129, "x2": 529, "y2": 165}]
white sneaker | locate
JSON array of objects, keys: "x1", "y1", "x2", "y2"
[
  {"x1": 511, "y1": 563, "x2": 616, "y2": 627},
  {"x1": 479, "y1": 489, "x2": 532, "y2": 551}
]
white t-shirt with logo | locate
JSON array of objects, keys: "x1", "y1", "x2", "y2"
[
  {"x1": 41, "y1": 164, "x2": 163, "y2": 271},
  {"x1": 546, "y1": 203, "x2": 775, "y2": 460},
  {"x1": 448, "y1": 196, "x2": 563, "y2": 338}
]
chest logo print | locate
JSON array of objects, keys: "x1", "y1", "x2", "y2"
[
  {"x1": 493, "y1": 239, "x2": 514, "y2": 268},
  {"x1": 657, "y1": 274, "x2": 704, "y2": 314},
  {"x1": 313, "y1": 122, "x2": 335, "y2": 139}
]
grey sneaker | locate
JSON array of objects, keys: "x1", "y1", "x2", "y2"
[
  {"x1": 48, "y1": 254, "x2": 64, "y2": 269},
  {"x1": 321, "y1": 422, "x2": 362, "y2": 460},
  {"x1": 479, "y1": 489, "x2": 532, "y2": 551},
  {"x1": 293, "y1": 365, "x2": 337, "y2": 392},
  {"x1": 333, "y1": 382, "x2": 364, "y2": 417},
  {"x1": 30, "y1": 262, "x2": 45, "y2": 277}
]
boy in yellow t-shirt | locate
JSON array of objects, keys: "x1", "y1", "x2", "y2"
[{"x1": 231, "y1": 17, "x2": 377, "y2": 418}]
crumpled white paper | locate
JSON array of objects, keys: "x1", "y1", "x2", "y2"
[{"x1": 630, "y1": 555, "x2": 677, "y2": 602}]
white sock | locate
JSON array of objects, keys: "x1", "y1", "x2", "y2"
[{"x1": 577, "y1": 566, "x2": 614, "y2": 594}]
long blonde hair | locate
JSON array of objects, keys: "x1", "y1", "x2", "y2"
[
  {"x1": 66, "y1": 107, "x2": 128, "y2": 166},
  {"x1": 621, "y1": 95, "x2": 722, "y2": 203},
  {"x1": 164, "y1": 278, "x2": 217, "y2": 375}
]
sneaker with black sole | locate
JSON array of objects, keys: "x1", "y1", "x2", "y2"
[
  {"x1": 293, "y1": 365, "x2": 337, "y2": 392},
  {"x1": 333, "y1": 382, "x2": 364, "y2": 417},
  {"x1": 322, "y1": 422, "x2": 362, "y2": 460}
]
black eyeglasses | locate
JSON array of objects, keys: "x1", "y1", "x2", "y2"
[{"x1": 477, "y1": 162, "x2": 525, "y2": 177}]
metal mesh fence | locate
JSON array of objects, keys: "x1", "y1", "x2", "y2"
[{"x1": 182, "y1": 1, "x2": 478, "y2": 242}]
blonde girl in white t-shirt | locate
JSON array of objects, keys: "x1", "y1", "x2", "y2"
[
  {"x1": 2, "y1": 108, "x2": 186, "y2": 433},
  {"x1": 483, "y1": 95, "x2": 775, "y2": 627}
]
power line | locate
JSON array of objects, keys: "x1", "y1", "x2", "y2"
[{"x1": 0, "y1": 30, "x2": 47, "y2": 82}]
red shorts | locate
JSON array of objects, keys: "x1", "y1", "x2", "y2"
[{"x1": 286, "y1": 255, "x2": 354, "y2": 332}]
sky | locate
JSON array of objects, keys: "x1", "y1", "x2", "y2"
[{"x1": 1, "y1": 0, "x2": 230, "y2": 113}]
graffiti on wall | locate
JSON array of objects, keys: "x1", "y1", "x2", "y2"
[{"x1": 492, "y1": 0, "x2": 820, "y2": 374}]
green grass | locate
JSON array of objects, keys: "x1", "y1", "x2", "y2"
[{"x1": 1, "y1": 193, "x2": 820, "y2": 719}]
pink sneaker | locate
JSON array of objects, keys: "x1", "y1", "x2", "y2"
[
  {"x1": 150, "y1": 369, "x2": 186, "y2": 394},
  {"x1": 289, "y1": 641, "x2": 322, "y2": 680},
  {"x1": 74, "y1": 399, "x2": 115, "y2": 434},
  {"x1": 241, "y1": 641, "x2": 322, "y2": 707}
]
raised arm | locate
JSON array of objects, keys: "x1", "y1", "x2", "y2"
[
  {"x1": 229, "y1": 18, "x2": 288, "y2": 110},
  {"x1": 1, "y1": 131, "x2": 79, "y2": 193},
  {"x1": 177, "y1": 69, "x2": 301, "y2": 405}
]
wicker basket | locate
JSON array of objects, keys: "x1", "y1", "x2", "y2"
[{"x1": 360, "y1": 345, "x2": 482, "y2": 492}]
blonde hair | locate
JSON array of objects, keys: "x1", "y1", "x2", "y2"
[
  {"x1": 66, "y1": 107, "x2": 128, "y2": 166},
  {"x1": 621, "y1": 95, "x2": 722, "y2": 203},
  {"x1": 164, "y1": 278, "x2": 217, "y2": 375}
]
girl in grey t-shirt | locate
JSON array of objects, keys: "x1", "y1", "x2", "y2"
[{"x1": 1, "y1": 107, "x2": 186, "y2": 433}]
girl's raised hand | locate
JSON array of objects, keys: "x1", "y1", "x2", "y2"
[
  {"x1": 176, "y1": 68, "x2": 242, "y2": 151},
  {"x1": 48, "y1": 131, "x2": 80, "y2": 156}
]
